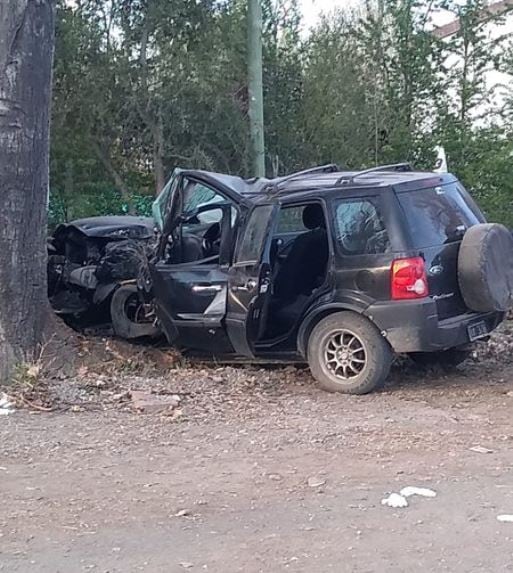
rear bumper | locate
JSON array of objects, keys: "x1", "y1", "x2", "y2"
[{"x1": 366, "y1": 299, "x2": 504, "y2": 353}]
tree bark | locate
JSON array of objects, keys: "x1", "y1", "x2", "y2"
[
  {"x1": 0, "y1": 0, "x2": 55, "y2": 382},
  {"x1": 152, "y1": 107, "x2": 166, "y2": 195},
  {"x1": 138, "y1": 5, "x2": 165, "y2": 196}
]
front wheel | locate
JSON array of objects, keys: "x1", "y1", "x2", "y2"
[
  {"x1": 110, "y1": 284, "x2": 161, "y2": 340},
  {"x1": 307, "y1": 311, "x2": 393, "y2": 395}
]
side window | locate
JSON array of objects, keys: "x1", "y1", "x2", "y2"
[
  {"x1": 153, "y1": 173, "x2": 180, "y2": 232},
  {"x1": 276, "y1": 205, "x2": 307, "y2": 234},
  {"x1": 236, "y1": 205, "x2": 275, "y2": 264},
  {"x1": 183, "y1": 180, "x2": 225, "y2": 223},
  {"x1": 334, "y1": 198, "x2": 390, "y2": 255}
]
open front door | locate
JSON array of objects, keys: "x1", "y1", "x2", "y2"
[
  {"x1": 225, "y1": 204, "x2": 279, "y2": 357},
  {"x1": 150, "y1": 181, "x2": 237, "y2": 353}
]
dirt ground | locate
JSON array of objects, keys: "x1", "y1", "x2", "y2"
[{"x1": 3, "y1": 328, "x2": 513, "y2": 572}]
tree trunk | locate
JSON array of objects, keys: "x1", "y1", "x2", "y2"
[
  {"x1": 138, "y1": 7, "x2": 165, "y2": 196},
  {"x1": 152, "y1": 108, "x2": 166, "y2": 195},
  {"x1": 0, "y1": 0, "x2": 56, "y2": 382}
]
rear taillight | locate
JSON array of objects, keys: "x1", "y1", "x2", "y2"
[{"x1": 391, "y1": 257, "x2": 429, "y2": 300}]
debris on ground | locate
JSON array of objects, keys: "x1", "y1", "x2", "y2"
[
  {"x1": 381, "y1": 493, "x2": 408, "y2": 508},
  {"x1": 0, "y1": 393, "x2": 15, "y2": 416},
  {"x1": 307, "y1": 476, "x2": 326, "y2": 488},
  {"x1": 382, "y1": 486, "x2": 436, "y2": 507},
  {"x1": 497, "y1": 515, "x2": 513, "y2": 523},
  {"x1": 473, "y1": 320, "x2": 513, "y2": 364},
  {"x1": 469, "y1": 446, "x2": 493, "y2": 454},
  {"x1": 130, "y1": 390, "x2": 181, "y2": 415},
  {"x1": 174, "y1": 509, "x2": 190, "y2": 518},
  {"x1": 1, "y1": 317, "x2": 512, "y2": 423},
  {"x1": 400, "y1": 486, "x2": 437, "y2": 498}
]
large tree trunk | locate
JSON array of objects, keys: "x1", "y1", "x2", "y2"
[
  {"x1": 138, "y1": 6, "x2": 165, "y2": 196},
  {"x1": 152, "y1": 108, "x2": 166, "y2": 195},
  {"x1": 0, "y1": 0, "x2": 55, "y2": 382}
]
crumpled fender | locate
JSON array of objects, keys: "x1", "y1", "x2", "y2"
[{"x1": 93, "y1": 282, "x2": 118, "y2": 305}]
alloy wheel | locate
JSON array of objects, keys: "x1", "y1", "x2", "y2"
[{"x1": 323, "y1": 329, "x2": 367, "y2": 380}]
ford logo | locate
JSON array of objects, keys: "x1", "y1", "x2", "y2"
[{"x1": 429, "y1": 264, "x2": 444, "y2": 276}]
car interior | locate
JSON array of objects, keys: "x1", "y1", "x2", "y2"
[
  {"x1": 262, "y1": 202, "x2": 330, "y2": 340},
  {"x1": 163, "y1": 179, "x2": 235, "y2": 264},
  {"x1": 161, "y1": 180, "x2": 330, "y2": 341}
]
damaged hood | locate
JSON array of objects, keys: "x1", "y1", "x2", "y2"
[{"x1": 55, "y1": 216, "x2": 155, "y2": 241}]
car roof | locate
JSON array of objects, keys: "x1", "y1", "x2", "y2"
[{"x1": 187, "y1": 167, "x2": 457, "y2": 202}]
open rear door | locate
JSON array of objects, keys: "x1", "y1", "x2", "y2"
[{"x1": 225, "y1": 204, "x2": 279, "y2": 357}]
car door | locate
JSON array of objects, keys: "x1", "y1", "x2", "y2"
[
  {"x1": 225, "y1": 203, "x2": 279, "y2": 357},
  {"x1": 150, "y1": 182, "x2": 237, "y2": 353}
]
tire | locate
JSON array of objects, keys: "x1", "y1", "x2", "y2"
[
  {"x1": 110, "y1": 284, "x2": 160, "y2": 340},
  {"x1": 409, "y1": 348, "x2": 471, "y2": 369},
  {"x1": 307, "y1": 311, "x2": 393, "y2": 395},
  {"x1": 458, "y1": 223, "x2": 513, "y2": 313}
]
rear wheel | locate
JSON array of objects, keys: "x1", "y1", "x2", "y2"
[
  {"x1": 409, "y1": 348, "x2": 471, "y2": 368},
  {"x1": 307, "y1": 311, "x2": 393, "y2": 395},
  {"x1": 110, "y1": 284, "x2": 160, "y2": 340}
]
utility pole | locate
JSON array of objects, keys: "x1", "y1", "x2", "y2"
[{"x1": 247, "y1": 0, "x2": 265, "y2": 177}]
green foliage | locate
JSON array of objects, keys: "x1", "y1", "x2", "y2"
[{"x1": 50, "y1": 0, "x2": 513, "y2": 227}]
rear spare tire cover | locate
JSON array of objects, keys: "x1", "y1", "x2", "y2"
[{"x1": 458, "y1": 223, "x2": 513, "y2": 313}]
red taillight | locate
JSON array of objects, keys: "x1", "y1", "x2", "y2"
[{"x1": 391, "y1": 257, "x2": 429, "y2": 300}]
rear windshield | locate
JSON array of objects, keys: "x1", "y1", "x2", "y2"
[{"x1": 397, "y1": 183, "x2": 481, "y2": 248}]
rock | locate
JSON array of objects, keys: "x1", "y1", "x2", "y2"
[
  {"x1": 0, "y1": 393, "x2": 15, "y2": 415},
  {"x1": 179, "y1": 562, "x2": 194, "y2": 569},
  {"x1": 175, "y1": 509, "x2": 190, "y2": 517},
  {"x1": 130, "y1": 391, "x2": 181, "y2": 414},
  {"x1": 170, "y1": 408, "x2": 183, "y2": 420},
  {"x1": 307, "y1": 477, "x2": 326, "y2": 488}
]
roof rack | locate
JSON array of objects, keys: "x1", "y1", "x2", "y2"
[
  {"x1": 265, "y1": 164, "x2": 340, "y2": 193},
  {"x1": 336, "y1": 162, "x2": 413, "y2": 186}
]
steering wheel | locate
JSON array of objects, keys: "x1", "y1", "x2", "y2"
[{"x1": 202, "y1": 222, "x2": 222, "y2": 257}]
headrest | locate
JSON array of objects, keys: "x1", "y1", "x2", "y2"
[{"x1": 303, "y1": 204, "x2": 325, "y2": 230}]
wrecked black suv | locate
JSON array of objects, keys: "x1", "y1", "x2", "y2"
[{"x1": 147, "y1": 164, "x2": 513, "y2": 394}]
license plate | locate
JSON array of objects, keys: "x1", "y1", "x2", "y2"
[{"x1": 468, "y1": 320, "x2": 488, "y2": 341}]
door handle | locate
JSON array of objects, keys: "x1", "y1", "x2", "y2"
[
  {"x1": 232, "y1": 279, "x2": 257, "y2": 292},
  {"x1": 192, "y1": 284, "x2": 223, "y2": 293}
]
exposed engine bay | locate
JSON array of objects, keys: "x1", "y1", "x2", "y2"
[{"x1": 48, "y1": 216, "x2": 160, "y2": 338}]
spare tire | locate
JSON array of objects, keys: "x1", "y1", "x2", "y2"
[{"x1": 458, "y1": 223, "x2": 513, "y2": 313}]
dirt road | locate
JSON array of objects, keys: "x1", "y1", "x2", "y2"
[{"x1": 3, "y1": 346, "x2": 513, "y2": 572}]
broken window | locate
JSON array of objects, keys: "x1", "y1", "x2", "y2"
[{"x1": 335, "y1": 198, "x2": 390, "y2": 255}]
